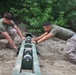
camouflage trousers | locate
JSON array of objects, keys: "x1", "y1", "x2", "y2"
[
  {"x1": 0, "y1": 28, "x2": 17, "y2": 40},
  {"x1": 63, "y1": 34, "x2": 76, "y2": 62}
]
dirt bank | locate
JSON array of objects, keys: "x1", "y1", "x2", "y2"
[{"x1": 0, "y1": 36, "x2": 76, "y2": 75}]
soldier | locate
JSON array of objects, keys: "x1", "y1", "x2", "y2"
[
  {"x1": 0, "y1": 13, "x2": 26, "y2": 50},
  {"x1": 32, "y1": 22, "x2": 76, "y2": 62}
]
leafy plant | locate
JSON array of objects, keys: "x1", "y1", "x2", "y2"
[{"x1": 0, "y1": 0, "x2": 76, "y2": 33}]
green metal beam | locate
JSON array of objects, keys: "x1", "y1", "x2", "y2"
[
  {"x1": 12, "y1": 33, "x2": 41, "y2": 75},
  {"x1": 13, "y1": 40, "x2": 25, "y2": 74},
  {"x1": 32, "y1": 43, "x2": 41, "y2": 75}
]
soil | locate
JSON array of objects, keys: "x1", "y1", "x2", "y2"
[{"x1": 0, "y1": 35, "x2": 76, "y2": 75}]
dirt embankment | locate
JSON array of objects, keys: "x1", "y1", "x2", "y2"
[{"x1": 0, "y1": 35, "x2": 76, "y2": 75}]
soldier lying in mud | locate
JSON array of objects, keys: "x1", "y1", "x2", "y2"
[{"x1": 32, "y1": 22, "x2": 76, "y2": 62}]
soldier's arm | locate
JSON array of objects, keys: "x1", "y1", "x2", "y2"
[
  {"x1": 32, "y1": 32, "x2": 48, "y2": 41},
  {"x1": 37, "y1": 33, "x2": 54, "y2": 43},
  {"x1": 14, "y1": 25, "x2": 26, "y2": 40}
]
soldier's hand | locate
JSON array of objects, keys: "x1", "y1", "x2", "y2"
[
  {"x1": 22, "y1": 37, "x2": 26, "y2": 40},
  {"x1": 31, "y1": 41, "x2": 36, "y2": 44},
  {"x1": 14, "y1": 45, "x2": 18, "y2": 50},
  {"x1": 32, "y1": 38, "x2": 37, "y2": 41}
]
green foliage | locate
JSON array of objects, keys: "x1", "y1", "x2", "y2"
[
  {"x1": 10, "y1": 0, "x2": 54, "y2": 33},
  {"x1": 53, "y1": 12, "x2": 67, "y2": 27},
  {"x1": 0, "y1": 0, "x2": 76, "y2": 33}
]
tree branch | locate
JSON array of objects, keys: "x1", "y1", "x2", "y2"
[{"x1": 64, "y1": 6, "x2": 76, "y2": 17}]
